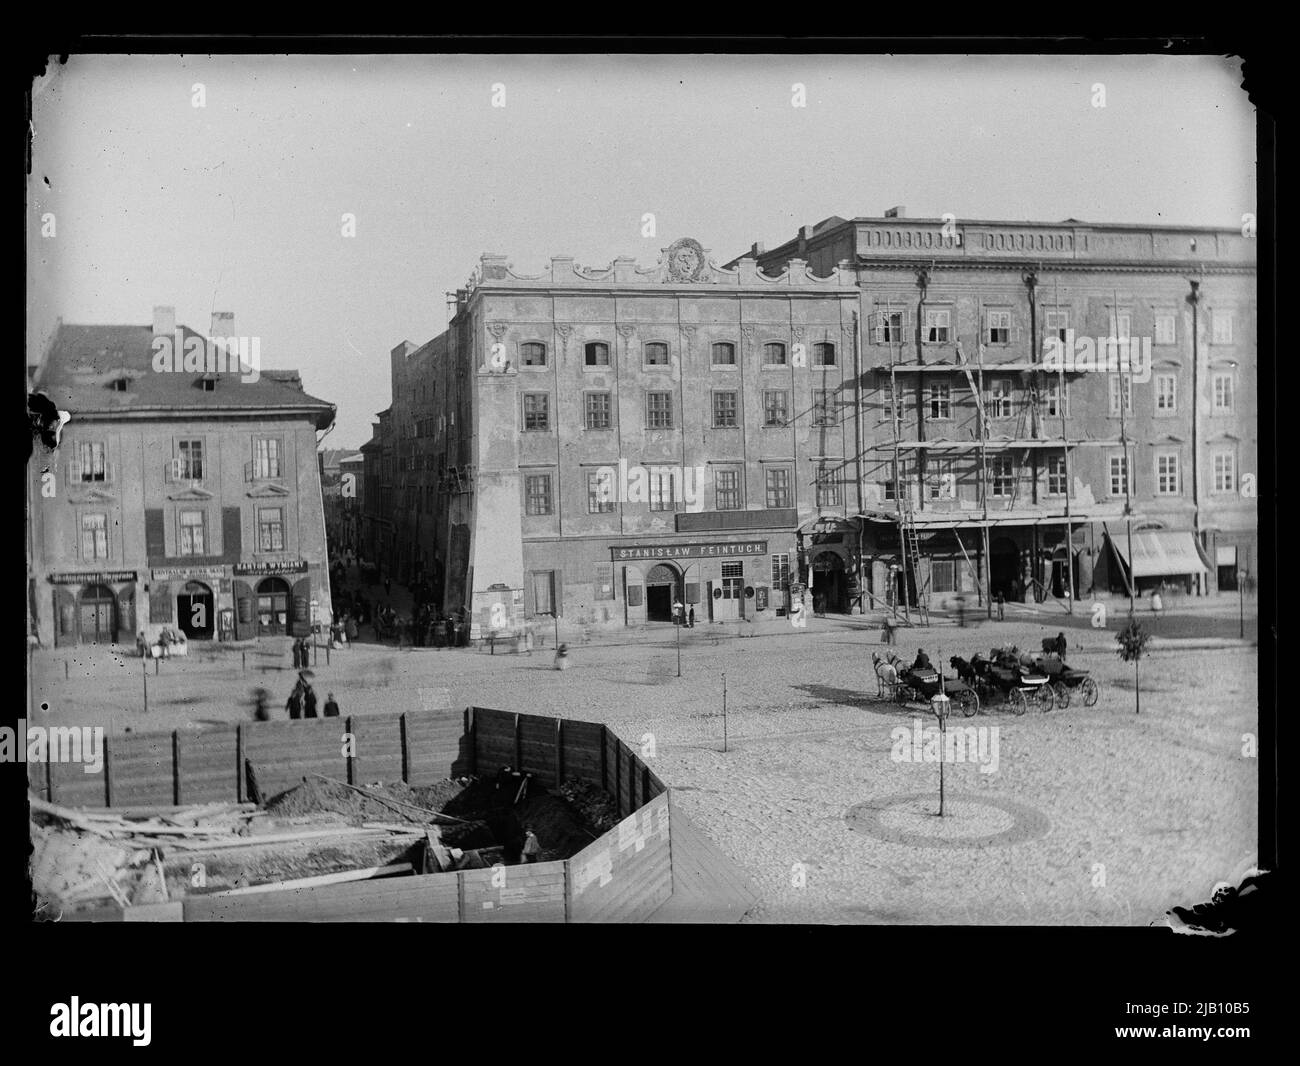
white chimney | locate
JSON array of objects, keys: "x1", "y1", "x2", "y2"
[
  {"x1": 210, "y1": 311, "x2": 235, "y2": 339},
  {"x1": 884, "y1": 206, "x2": 906, "y2": 218},
  {"x1": 153, "y1": 305, "x2": 176, "y2": 336}
]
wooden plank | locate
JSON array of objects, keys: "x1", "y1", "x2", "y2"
[
  {"x1": 208, "y1": 862, "x2": 414, "y2": 897},
  {"x1": 184, "y1": 870, "x2": 461, "y2": 922}
]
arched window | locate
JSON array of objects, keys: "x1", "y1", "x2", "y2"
[
  {"x1": 763, "y1": 342, "x2": 787, "y2": 365},
  {"x1": 521, "y1": 342, "x2": 546, "y2": 367},
  {"x1": 813, "y1": 342, "x2": 836, "y2": 366},
  {"x1": 644, "y1": 342, "x2": 669, "y2": 366},
  {"x1": 585, "y1": 342, "x2": 610, "y2": 366},
  {"x1": 711, "y1": 342, "x2": 736, "y2": 366}
]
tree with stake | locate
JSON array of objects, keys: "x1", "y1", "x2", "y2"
[{"x1": 1116, "y1": 618, "x2": 1152, "y2": 715}]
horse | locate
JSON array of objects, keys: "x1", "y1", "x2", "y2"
[
  {"x1": 949, "y1": 655, "x2": 978, "y2": 685},
  {"x1": 871, "y1": 651, "x2": 900, "y2": 699}
]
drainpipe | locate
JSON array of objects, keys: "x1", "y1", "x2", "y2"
[
  {"x1": 1187, "y1": 278, "x2": 1202, "y2": 595},
  {"x1": 852, "y1": 309, "x2": 865, "y2": 612}
]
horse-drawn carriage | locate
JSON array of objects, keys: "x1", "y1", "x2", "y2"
[
  {"x1": 950, "y1": 646, "x2": 1055, "y2": 715},
  {"x1": 873, "y1": 651, "x2": 979, "y2": 716},
  {"x1": 1034, "y1": 655, "x2": 1099, "y2": 708}
]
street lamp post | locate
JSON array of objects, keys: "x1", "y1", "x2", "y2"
[{"x1": 1239, "y1": 569, "x2": 1245, "y2": 640}]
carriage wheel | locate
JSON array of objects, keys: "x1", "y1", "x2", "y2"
[
  {"x1": 1034, "y1": 683, "x2": 1055, "y2": 713},
  {"x1": 956, "y1": 688, "x2": 980, "y2": 717},
  {"x1": 1009, "y1": 688, "x2": 1027, "y2": 716},
  {"x1": 1053, "y1": 682, "x2": 1071, "y2": 710},
  {"x1": 1081, "y1": 676, "x2": 1099, "y2": 707}
]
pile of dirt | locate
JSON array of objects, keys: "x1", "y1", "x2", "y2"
[
  {"x1": 557, "y1": 778, "x2": 621, "y2": 835},
  {"x1": 265, "y1": 777, "x2": 446, "y2": 825}
]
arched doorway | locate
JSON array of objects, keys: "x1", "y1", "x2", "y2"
[
  {"x1": 990, "y1": 537, "x2": 1021, "y2": 600},
  {"x1": 644, "y1": 563, "x2": 681, "y2": 622},
  {"x1": 177, "y1": 581, "x2": 215, "y2": 640},
  {"x1": 256, "y1": 577, "x2": 291, "y2": 636},
  {"x1": 811, "y1": 551, "x2": 848, "y2": 614},
  {"x1": 79, "y1": 584, "x2": 117, "y2": 644}
]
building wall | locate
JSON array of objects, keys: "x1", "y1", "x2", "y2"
[{"x1": 31, "y1": 415, "x2": 331, "y2": 645}]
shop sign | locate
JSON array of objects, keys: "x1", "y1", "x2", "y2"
[
  {"x1": 151, "y1": 566, "x2": 226, "y2": 581},
  {"x1": 612, "y1": 541, "x2": 767, "y2": 562},
  {"x1": 48, "y1": 571, "x2": 136, "y2": 585},
  {"x1": 232, "y1": 560, "x2": 309, "y2": 576}
]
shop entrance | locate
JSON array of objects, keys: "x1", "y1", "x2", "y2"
[
  {"x1": 990, "y1": 537, "x2": 1021, "y2": 601},
  {"x1": 811, "y1": 552, "x2": 848, "y2": 614},
  {"x1": 79, "y1": 584, "x2": 117, "y2": 644},
  {"x1": 177, "y1": 581, "x2": 215, "y2": 640},
  {"x1": 256, "y1": 577, "x2": 291, "y2": 636},
  {"x1": 644, "y1": 564, "x2": 681, "y2": 622}
]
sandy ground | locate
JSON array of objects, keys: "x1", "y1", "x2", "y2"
[{"x1": 27, "y1": 610, "x2": 1260, "y2": 925}]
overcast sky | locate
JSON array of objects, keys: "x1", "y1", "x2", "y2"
[{"x1": 28, "y1": 52, "x2": 1255, "y2": 449}]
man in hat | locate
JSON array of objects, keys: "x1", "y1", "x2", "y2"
[
  {"x1": 323, "y1": 692, "x2": 340, "y2": 718},
  {"x1": 522, "y1": 826, "x2": 541, "y2": 864}
]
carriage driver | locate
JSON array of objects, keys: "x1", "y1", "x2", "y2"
[{"x1": 911, "y1": 648, "x2": 933, "y2": 672}]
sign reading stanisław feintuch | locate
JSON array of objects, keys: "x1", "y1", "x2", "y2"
[{"x1": 611, "y1": 542, "x2": 768, "y2": 562}]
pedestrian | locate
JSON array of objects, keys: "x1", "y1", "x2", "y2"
[
  {"x1": 136, "y1": 630, "x2": 149, "y2": 659},
  {"x1": 880, "y1": 614, "x2": 896, "y2": 645},
  {"x1": 251, "y1": 687, "x2": 271, "y2": 722},
  {"x1": 955, "y1": 595, "x2": 966, "y2": 629},
  {"x1": 345, "y1": 614, "x2": 358, "y2": 643},
  {"x1": 522, "y1": 826, "x2": 541, "y2": 864},
  {"x1": 302, "y1": 680, "x2": 318, "y2": 719},
  {"x1": 384, "y1": 576, "x2": 392, "y2": 597},
  {"x1": 1150, "y1": 590, "x2": 1164, "y2": 623},
  {"x1": 286, "y1": 679, "x2": 303, "y2": 720},
  {"x1": 688, "y1": 605, "x2": 695, "y2": 628},
  {"x1": 554, "y1": 642, "x2": 570, "y2": 671},
  {"x1": 996, "y1": 590, "x2": 1005, "y2": 622},
  {"x1": 323, "y1": 692, "x2": 340, "y2": 718},
  {"x1": 158, "y1": 627, "x2": 173, "y2": 660}
]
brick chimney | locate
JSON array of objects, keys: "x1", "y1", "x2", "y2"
[
  {"x1": 884, "y1": 206, "x2": 906, "y2": 219},
  {"x1": 152, "y1": 305, "x2": 176, "y2": 336}
]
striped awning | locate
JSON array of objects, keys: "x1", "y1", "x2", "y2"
[{"x1": 1106, "y1": 527, "x2": 1209, "y2": 578}]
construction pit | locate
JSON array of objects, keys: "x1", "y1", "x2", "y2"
[{"x1": 30, "y1": 771, "x2": 621, "y2": 915}]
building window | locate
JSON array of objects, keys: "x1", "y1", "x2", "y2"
[
  {"x1": 813, "y1": 389, "x2": 836, "y2": 426},
  {"x1": 1044, "y1": 309, "x2": 1069, "y2": 343},
  {"x1": 521, "y1": 342, "x2": 547, "y2": 367},
  {"x1": 931, "y1": 559, "x2": 957, "y2": 593},
  {"x1": 815, "y1": 464, "x2": 841, "y2": 507},
  {"x1": 76, "y1": 441, "x2": 107, "y2": 482},
  {"x1": 1109, "y1": 311, "x2": 1132, "y2": 340},
  {"x1": 990, "y1": 456, "x2": 1015, "y2": 497},
  {"x1": 1109, "y1": 454, "x2": 1130, "y2": 497},
  {"x1": 715, "y1": 468, "x2": 742, "y2": 510},
  {"x1": 713, "y1": 391, "x2": 739, "y2": 428},
  {"x1": 646, "y1": 391, "x2": 674, "y2": 429},
  {"x1": 587, "y1": 470, "x2": 615, "y2": 513},
  {"x1": 525, "y1": 474, "x2": 553, "y2": 516},
  {"x1": 585, "y1": 392, "x2": 611, "y2": 430},
  {"x1": 1155, "y1": 313, "x2": 1177, "y2": 345},
  {"x1": 532, "y1": 571, "x2": 555, "y2": 616},
  {"x1": 523, "y1": 393, "x2": 550, "y2": 431},
  {"x1": 928, "y1": 460, "x2": 954, "y2": 499},
  {"x1": 763, "y1": 390, "x2": 789, "y2": 427},
  {"x1": 987, "y1": 310, "x2": 1011, "y2": 345},
  {"x1": 1045, "y1": 381, "x2": 1068, "y2": 418},
  {"x1": 81, "y1": 513, "x2": 108, "y2": 560},
  {"x1": 763, "y1": 342, "x2": 787, "y2": 366},
  {"x1": 813, "y1": 342, "x2": 836, "y2": 366},
  {"x1": 720, "y1": 561, "x2": 744, "y2": 600},
  {"x1": 875, "y1": 310, "x2": 906, "y2": 344},
  {"x1": 1156, "y1": 453, "x2": 1180, "y2": 495},
  {"x1": 928, "y1": 383, "x2": 951, "y2": 420},
  {"x1": 1155, "y1": 374, "x2": 1177, "y2": 414},
  {"x1": 1212, "y1": 374, "x2": 1234, "y2": 413},
  {"x1": 711, "y1": 342, "x2": 736, "y2": 366},
  {"x1": 649, "y1": 468, "x2": 676, "y2": 512},
  {"x1": 177, "y1": 439, "x2": 204, "y2": 479},
  {"x1": 584, "y1": 341, "x2": 610, "y2": 367},
  {"x1": 257, "y1": 507, "x2": 285, "y2": 552},
  {"x1": 179, "y1": 509, "x2": 207, "y2": 556},
  {"x1": 772, "y1": 553, "x2": 791, "y2": 590},
  {"x1": 644, "y1": 341, "x2": 669, "y2": 366},
  {"x1": 1212, "y1": 312, "x2": 1233, "y2": 345},
  {"x1": 1212, "y1": 450, "x2": 1236, "y2": 494},
  {"x1": 924, "y1": 308, "x2": 951, "y2": 343},
  {"x1": 1047, "y1": 454, "x2": 1068, "y2": 496},
  {"x1": 989, "y1": 380, "x2": 1014, "y2": 419},
  {"x1": 1109, "y1": 375, "x2": 1133, "y2": 416},
  {"x1": 253, "y1": 438, "x2": 281, "y2": 479},
  {"x1": 765, "y1": 467, "x2": 792, "y2": 508}
]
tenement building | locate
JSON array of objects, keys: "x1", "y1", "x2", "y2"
[
  {"x1": 28, "y1": 307, "x2": 336, "y2": 646},
  {"x1": 735, "y1": 211, "x2": 1257, "y2": 612},
  {"x1": 386, "y1": 241, "x2": 862, "y2": 635}
]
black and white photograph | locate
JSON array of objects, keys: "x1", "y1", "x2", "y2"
[{"x1": 17, "y1": 37, "x2": 1276, "y2": 1043}]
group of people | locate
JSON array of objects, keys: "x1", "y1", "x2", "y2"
[{"x1": 285, "y1": 674, "x2": 340, "y2": 720}]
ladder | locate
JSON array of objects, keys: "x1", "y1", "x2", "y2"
[{"x1": 900, "y1": 503, "x2": 931, "y2": 626}]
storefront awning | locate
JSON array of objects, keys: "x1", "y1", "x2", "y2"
[{"x1": 1104, "y1": 526, "x2": 1209, "y2": 577}]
